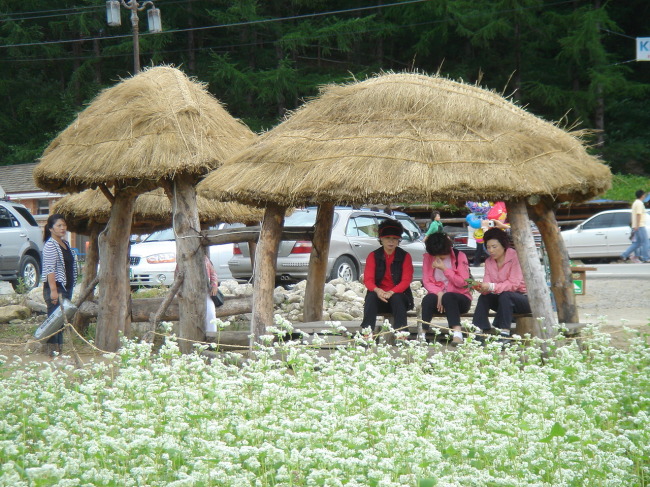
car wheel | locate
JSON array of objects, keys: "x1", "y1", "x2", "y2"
[
  {"x1": 329, "y1": 256, "x2": 358, "y2": 282},
  {"x1": 12, "y1": 256, "x2": 40, "y2": 292}
]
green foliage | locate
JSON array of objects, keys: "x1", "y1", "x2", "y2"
[
  {"x1": 603, "y1": 173, "x2": 650, "y2": 201},
  {"x1": 0, "y1": 0, "x2": 649, "y2": 174}
]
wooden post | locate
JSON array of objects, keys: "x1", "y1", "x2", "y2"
[
  {"x1": 171, "y1": 176, "x2": 206, "y2": 354},
  {"x1": 506, "y1": 199, "x2": 556, "y2": 340},
  {"x1": 72, "y1": 222, "x2": 100, "y2": 336},
  {"x1": 303, "y1": 202, "x2": 335, "y2": 322},
  {"x1": 250, "y1": 203, "x2": 286, "y2": 346},
  {"x1": 529, "y1": 199, "x2": 579, "y2": 324},
  {"x1": 246, "y1": 222, "x2": 257, "y2": 273},
  {"x1": 96, "y1": 190, "x2": 136, "y2": 352}
]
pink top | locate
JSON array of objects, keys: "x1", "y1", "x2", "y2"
[
  {"x1": 482, "y1": 247, "x2": 527, "y2": 294},
  {"x1": 422, "y1": 251, "x2": 472, "y2": 300},
  {"x1": 205, "y1": 256, "x2": 219, "y2": 292}
]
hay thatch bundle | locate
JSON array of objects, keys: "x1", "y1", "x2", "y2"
[
  {"x1": 198, "y1": 72, "x2": 611, "y2": 207},
  {"x1": 53, "y1": 188, "x2": 263, "y2": 234},
  {"x1": 35, "y1": 66, "x2": 256, "y2": 193}
]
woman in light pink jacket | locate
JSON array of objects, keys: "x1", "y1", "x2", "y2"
[
  {"x1": 471, "y1": 228, "x2": 530, "y2": 338},
  {"x1": 421, "y1": 233, "x2": 472, "y2": 345}
]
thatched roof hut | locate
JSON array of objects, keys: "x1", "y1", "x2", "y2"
[
  {"x1": 197, "y1": 72, "x2": 611, "y2": 343},
  {"x1": 53, "y1": 188, "x2": 264, "y2": 235},
  {"x1": 34, "y1": 66, "x2": 255, "y2": 193},
  {"x1": 198, "y1": 72, "x2": 610, "y2": 207}
]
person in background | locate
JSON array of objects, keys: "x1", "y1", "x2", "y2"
[
  {"x1": 204, "y1": 255, "x2": 220, "y2": 336},
  {"x1": 620, "y1": 189, "x2": 649, "y2": 263},
  {"x1": 423, "y1": 210, "x2": 443, "y2": 242},
  {"x1": 420, "y1": 233, "x2": 472, "y2": 345},
  {"x1": 471, "y1": 228, "x2": 530, "y2": 342},
  {"x1": 41, "y1": 213, "x2": 77, "y2": 356},
  {"x1": 361, "y1": 219, "x2": 414, "y2": 333}
]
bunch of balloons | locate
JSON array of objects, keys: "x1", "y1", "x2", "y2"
[{"x1": 465, "y1": 201, "x2": 508, "y2": 242}]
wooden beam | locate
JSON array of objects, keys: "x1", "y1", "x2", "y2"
[
  {"x1": 171, "y1": 176, "x2": 206, "y2": 354},
  {"x1": 95, "y1": 190, "x2": 136, "y2": 352},
  {"x1": 200, "y1": 226, "x2": 314, "y2": 246},
  {"x1": 529, "y1": 199, "x2": 579, "y2": 324},
  {"x1": 506, "y1": 199, "x2": 556, "y2": 340},
  {"x1": 303, "y1": 202, "x2": 335, "y2": 322},
  {"x1": 98, "y1": 183, "x2": 115, "y2": 204},
  {"x1": 250, "y1": 204, "x2": 286, "y2": 347}
]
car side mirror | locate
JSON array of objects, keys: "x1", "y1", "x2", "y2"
[{"x1": 576, "y1": 224, "x2": 583, "y2": 233}]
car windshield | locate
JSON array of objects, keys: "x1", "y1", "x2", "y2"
[{"x1": 143, "y1": 228, "x2": 175, "y2": 242}]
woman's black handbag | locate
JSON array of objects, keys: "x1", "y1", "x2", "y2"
[{"x1": 211, "y1": 290, "x2": 225, "y2": 308}]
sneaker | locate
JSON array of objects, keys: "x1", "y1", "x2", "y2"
[
  {"x1": 451, "y1": 335, "x2": 464, "y2": 346},
  {"x1": 630, "y1": 256, "x2": 641, "y2": 263},
  {"x1": 417, "y1": 332, "x2": 427, "y2": 342}
]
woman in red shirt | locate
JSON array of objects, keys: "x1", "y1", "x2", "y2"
[
  {"x1": 360, "y1": 219, "x2": 414, "y2": 332},
  {"x1": 471, "y1": 228, "x2": 530, "y2": 339}
]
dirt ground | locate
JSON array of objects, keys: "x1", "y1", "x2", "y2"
[{"x1": 0, "y1": 277, "x2": 647, "y2": 364}]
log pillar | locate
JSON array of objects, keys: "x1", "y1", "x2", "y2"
[
  {"x1": 246, "y1": 222, "x2": 257, "y2": 272},
  {"x1": 303, "y1": 202, "x2": 335, "y2": 322},
  {"x1": 171, "y1": 176, "x2": 206, "y2": 354},
  {"x1": 250, "y1": 203, "x2": 286, "y2": 346},
  {"x1": 72, "y1": 222, "x2": 101, "y2": 336},
  {"x1": 506, "y1": 199, "x2": 556, "y2": 339},
  {"x1": 96, "y1": 190, "x2": 136, "y2": 352},
  {"x1": 529, "y1": 198, "x2": 579, "y2": 324}
]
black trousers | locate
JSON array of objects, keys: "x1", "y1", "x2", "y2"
[
  {"x1": 473, "y1": 243, "x2": 487, "y2": 266},
  {"x1": 421, "y1": 292, "x2": 472, "y2": 330},
  {"x1": 472, "y1": 292, "x2": 531, "y2": 332},
  {"x1": 43, "y1": 282, "x2": 73, "y2": 345},
  {"x1": 361, "y1": 291, "x2": 409, "y2": 330}
]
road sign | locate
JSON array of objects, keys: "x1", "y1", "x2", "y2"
[
  {"x1": 573, "y1": 280, "x2": 584, "y2": 295},
  {"x1": 637, "y1": 38, "x2": 650, "y2": 61}
]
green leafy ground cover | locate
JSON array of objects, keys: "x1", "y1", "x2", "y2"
[{"x1": 0, "y1": 319, "x2": 648, "y2": 486}]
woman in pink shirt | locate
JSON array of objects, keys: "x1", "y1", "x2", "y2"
[
  {"x1": 471, "y1": 228, "x2": 530, "y2": 338},
  {"x1": 421, "y1": 233, "x2": 472, "y2": 345}
]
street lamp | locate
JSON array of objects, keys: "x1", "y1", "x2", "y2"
[{"x1": 106, "y1": 0, "x2": 162, "y2": 74}]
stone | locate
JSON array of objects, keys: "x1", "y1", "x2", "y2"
[
  {"x1": 411, "y1": 281, "x2": 422, "y2": 291},
  {"x1": 323, "y1": 283, "x2": 337, "y2": 296},
  {"x1": 341, "y1": 290, "x2": 359, "y2": 301},
  {"x1": 0, "y1": 305, "x2": 31, "y2": 323},
  {"x1": 294, "y1": 280, "x2": 307, "y2": 291},
  {"x1": 287, "y1": 294, "x2": 302, "y2": 304},
  {"x1": 335, "y1": 284, "x2": 346, "y2": 296},
  {"x1": 330, "y1": 311, "x2": 354, "y2": 321},
  {"x1": 273, "y1": 293, "x2": 286, "y2": 305}
]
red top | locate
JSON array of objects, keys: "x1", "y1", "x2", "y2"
[{"x1": 363, "y1": 250, "x2": 413, "y2": 293}]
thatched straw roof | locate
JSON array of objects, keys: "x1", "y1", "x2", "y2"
[
  {"x1": 198, "y1": 72, "x2": 611, "y2": 207},
  {"x1": 53, "y1": 188, "x2": 263, "y2": 234},
  {"x1": 34, "y1": 66, "x2": 256, "y2": 194}
]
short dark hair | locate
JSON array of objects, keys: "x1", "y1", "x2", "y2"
[
  {"x1": 483, "y1": 228, "x2": 510, "y2": 250},
  {"x1": 636, "y1": 189, "x2": 646, "y2": 199},
  {"x1": 425, "y1": 232, "x2": 452, "y2": 256},
  {"x1": 377, "y1": 218, "x2": 404, "y2": 240},
  {"x1": 430, "y1": 210, "x2": 440, "y2": 220},
  {"x1": 43, "y1": 213, "x2": 66, "y2": 242}
]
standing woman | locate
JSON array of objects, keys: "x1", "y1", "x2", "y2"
[
  {"x1": 421, "y1": 233, "x2": 472, "y2": 345},
  {"x1": 423, "y1": 210, "x2": 443, "y2": 242},
  {"x1": 360, "y1": 219, "x2": 414, "y2": 332},
  {"x1": 471, "y1": 228, "x2": 530, "y2": 341},
  {"x1": 42, "y1": 214, "x2": 77, "y2": 355}
]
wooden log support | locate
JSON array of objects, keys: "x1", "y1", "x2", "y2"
[
  {"x1": 147, "y1": 270, "x2": 184, "y2": 341},
  {"x1": 172, "y1": 176, "x2": 206, "y2": 354},
  {"x1": 250, "y1": 204, "x2": 286, "y2": 347},
  {"x1": 72, "y1": 223, "x2": 100, "y2": 336},
  {"x1": 95, "y1": 190, "x2": 136, "y2": 352},
  {"x1": 77, "y1": 296, "x2": 252, "y2": 323},
  {"x1": 507, "y1": 199, "x2": 556, "y2": 340},
  {"x1": 303, "y1": 202, "x2": 335, "y2": 322},
  {"x1": 529, "y1": 199, "x2": 580, "y2": 324}
]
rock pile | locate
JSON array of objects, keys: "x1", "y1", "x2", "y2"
[{"x1": 219, "y1": 278, "x2": 427, "y2": 323}]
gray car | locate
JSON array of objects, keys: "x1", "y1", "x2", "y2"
[
  {"x1": 0, "y1": 191, "x2": 43, "y2": 291},
  {"x1": 228, "y1": 207, "x2": 425, "y2": 283}
]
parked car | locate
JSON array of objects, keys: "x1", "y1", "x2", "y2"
[
  {"x1": 0, "y1": 188, "x2": 43, "y2": 291},
  {"x1": 129, "y1": 222, "x2": 243, "y2": 288},
  {"x1": 228, "y1": 207, "x2": 426, "y2": 283},
  {"x1": 561, "y1": 209, "x2": 650, "y2": 260}
]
